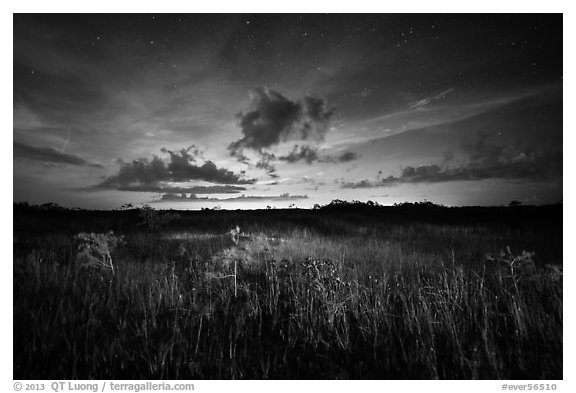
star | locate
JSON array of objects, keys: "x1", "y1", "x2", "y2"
[{"x1": 360, "y1": 88, "x2": 372, "y2": 97}]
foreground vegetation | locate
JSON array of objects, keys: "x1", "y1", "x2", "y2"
[{"x1": 13, "y1": 203, "x2": 562, "y2": 379}]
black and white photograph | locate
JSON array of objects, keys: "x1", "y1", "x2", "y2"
[{"x1": 12, "y1": 7, "x2": 565, "y2": 382}]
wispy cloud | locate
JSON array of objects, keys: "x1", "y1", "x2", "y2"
[
  {"x1": 327, "y1": 84, "x2": 562, "y2": 149},
  {"x1": 407, "y1": 88, "x2": 455, "y2": 109},
  {"x1": 60, "y1": 128, "x2": 71, "y2": 154},
  {"x1": 14, "y1": 142, "x2": 103, "y2": 168},
  {"x1": 111, "y1": 185, "x2": 246, "y2": 194}
]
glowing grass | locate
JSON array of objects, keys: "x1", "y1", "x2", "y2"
[{"x1": 14, "y1": 216, "x2": 562, "y2": 379}]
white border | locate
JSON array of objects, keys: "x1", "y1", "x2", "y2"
[{"x1": 4, "y1": 1, "x2": 572, "y2": 392}]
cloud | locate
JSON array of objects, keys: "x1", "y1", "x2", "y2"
[
  {"x1": 254, "y1": 151, "x2": 278, "y2": 177},
  {"x1": 278, "y1": 145, "x2": 319, "y2": 164},
  {"x1": 337, "y1": 151, "x2": 359, "y2": 163},
  {"x1": 115, "y1": 185, "x2": 246, "y2": 194},
  {"x1": 227, "y1": 88, "x2": 336, "y2": 176},
  {"x1": 462, "y1": 131, "x2": 515, "y2": 165},
  {"x1": 408, "y1": 88, "x2": 455, "y2": 109},
  {"x1": 14, "y1": 141, "x2": 103, "y2": 168},
  {"x1": 98, "y1": 146, "x2": 254, "y2": 190},
  {"x1": 340, "y1": 178, "x2": 380, "y2": 189},
  {"x1": 278, "y1": 144, "x2": 359, "y2": 164},
  {"x1": 302, "y1": 96, "x2": 334, "y2": 137},
  {"x1": 158, "y1": 192, "x2": 308, "y2": 203},
  {"x1": 228, "y1": 87, "x2": 335, "y2": 155},
  {"x1": 341, "y1": 131, "x2": 561, "y2": 189},
  {"x1": 341, "y1": 152, "x2": 561, "y2": 189},
  {"x1": 163, "y1": 146, "x2": 250, "y2": 184},
  {"x1": 356, "y1": 85, "x2": 560, "y2": 148}
]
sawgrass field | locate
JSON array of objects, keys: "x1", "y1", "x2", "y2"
[{"x1": 13, "y1": 202, "x2": 562, "y2": 379}]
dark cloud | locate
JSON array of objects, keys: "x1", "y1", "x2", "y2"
[
  {"x1": 98, "y1": 146, "x2": 254, "y2": 190},
  {"x1": 278, "y1": 145, "x2": 319, "y2": 164},
  {"x1": 461, "y1": 131, "x2": 526, "y2": 166},
  {"x1": 342, "y1": 131, "x2": 561, "y2": 189},
  {"x1": 99, "y1": 156, "x2": 167, "y2": 187},
  {"x1": 163, "y1": 146, "x2": 250, "y2": 184},
  {"x1": 278, "y1": 145, "x2": 359, "y2": 164},
  {"x1": 14, "y1": 142, "x2": 103, "y2": 168},
  {"x1": 461, "y1": 131, "x2": 562, "y2": 178},
  {"x1": 158, "y1": 192, "x2": 308, "y2": 203},
  {"x1": 229, "y1": 87, "x2": 335, "y2": 155},
  {"x1": 341, "y1": 152, "x2": 561, "y2": 189},
  {"x1": 340, "y1": 179, "x2": 379, "y2": 189},
  {"x1": 323, "y1": 150, "x2": 360, "y2": 163},
  {"x1": 161, "y1": 144, "x2": 205, "y2": 162},
  {"x1": 230, "y1": 149, "x2": 278, "y2": 178},
  {"x1": 337, "y1": 151, "x2": 359, "y2": 163},
  {"x1": 115, "y1": 185, "x2": 246, "y2": 194},
  {"x1": 301, "y1": 96, "x2": 334, "y2": 138},
  {"x1": 254, "y1": 151, "x2": 278, "y2": 177}
]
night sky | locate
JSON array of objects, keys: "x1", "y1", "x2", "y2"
[{"x1": 13, "y1": 14, "x2": 563, "y2": 209}]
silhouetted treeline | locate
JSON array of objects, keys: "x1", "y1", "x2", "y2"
[{"x1": 14, "y1": 200, "x2": 562, "y2": 237}]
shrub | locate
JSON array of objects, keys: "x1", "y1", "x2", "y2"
[
  {"x1": 137, "y1": 205, "x2": 180, "y2": 232},
  {"x1": 74, "y1": 231, "x2": 124, "y2": 273}
]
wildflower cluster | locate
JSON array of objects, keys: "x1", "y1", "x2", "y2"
[
  {"x1": 229, "y1": 225, "x2": 242, "y2": 245},
  {"x1": 301, "y1": 257, "x2": 345, "y2": 294}
]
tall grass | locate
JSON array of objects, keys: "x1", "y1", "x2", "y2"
[{"x1": 13, "y1": 221, "x2": 562, "y2": 379}]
